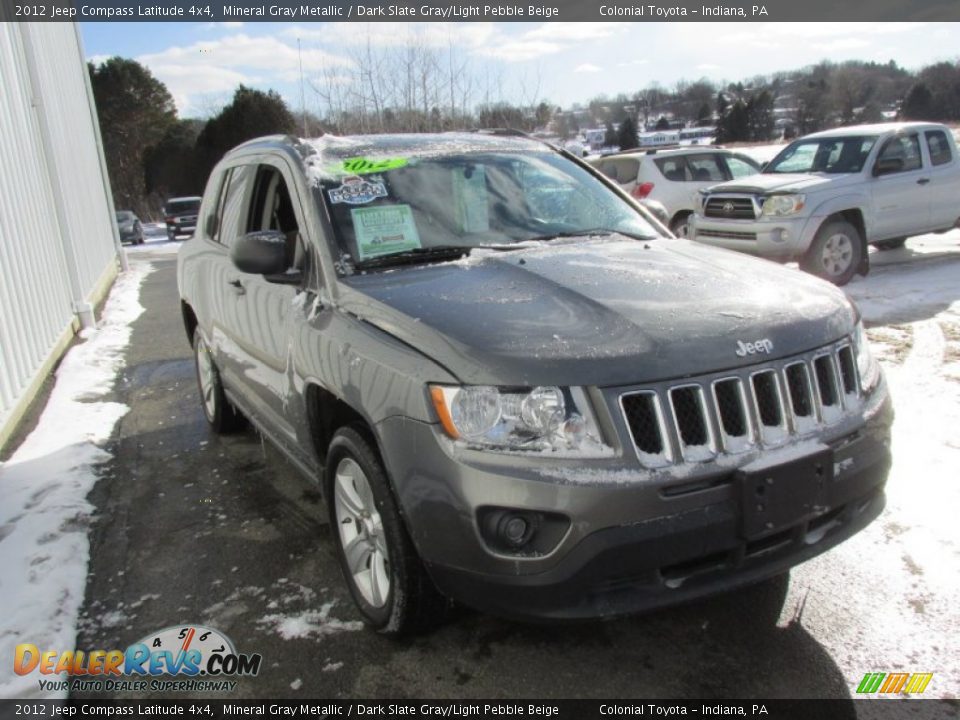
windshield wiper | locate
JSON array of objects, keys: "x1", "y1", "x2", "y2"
[
  {"x1": 356, "y1": 246, "x2": 471, "y2": 269},
  {"x1": 524, "y1": 228, "x2": 658, "y2": 243}
]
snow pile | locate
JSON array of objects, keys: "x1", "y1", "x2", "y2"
[
  {"x1": 0, "y1": 262, "x2": 153, "y2": 699},
  {"x1": 258, "y1": 600, "x2": 363, "y2": 640}
]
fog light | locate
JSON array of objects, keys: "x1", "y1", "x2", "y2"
[
  {"x1": 772, "y1": 228, "x2": 791, "y2": 244},
  {"x1": 502, "y1": 516, "x2": 529, "y2": 545}
]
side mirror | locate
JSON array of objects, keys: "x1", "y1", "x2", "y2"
[
  {"x1": 231, "y1": 230, "x2": 289, "y2": 276},
  {"x1": 873, "y1": 157, "x2": 904, "y2": 177}
]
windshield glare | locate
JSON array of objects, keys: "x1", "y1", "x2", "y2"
[
  {"x1": 319, "y1": 151, "x2": 659, "y2": 269},
  {"x1": 765, "y1": 136, "x2": 878, "y2": 175}
]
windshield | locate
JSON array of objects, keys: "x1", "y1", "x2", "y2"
[
  {"x1": 765, "y1": 135, "x2": 878, "y2": 174},
  {"x1": 165, "y1": 200, "x2": 200, "y2": 214},
  {"x1": 115, "y1": 211, "x2": 134, "y2": 222},
  {"x1": 317, "y1": 150, "x2": 659, "y2": 270}
]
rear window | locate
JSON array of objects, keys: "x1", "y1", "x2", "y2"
[
  {"x1": 166, "y1": 200, "x2": 200, "y2": 214},
  {"x1": 115, "y1": 211, "x2": 134, "y2": 222}
]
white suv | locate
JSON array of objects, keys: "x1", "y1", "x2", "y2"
[{"x1": 591, "y1": 147, "x2": 761, "y2": 237}]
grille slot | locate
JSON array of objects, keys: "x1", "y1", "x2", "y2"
[
  {"x1": 696, "y1": 229, "x2": 758, "y2": 241},
  {"x1": 714, "y1": 379, "x2": 747, "y2": 437},
  {"x1": 752, "y1": 371, "x2": 782, "y2": 427},
  {"x1": 621, "y1": 392, "x2": 665, "y2": 456},
  {"x1": 670, "y1": 386, "x2": 708, "y2": 447},
  {"x1": 704, "y1": 197, "x2": 756, "y2": 219},
  {"x1": 784, "y1": 363, "x2": 813, "y2": 417},
  {"x1": 814, "y1": 355, "x2": 838, "y2": 407},
  {"x1": 837, "y1": 345, "x2": 857, "y2": 395}
]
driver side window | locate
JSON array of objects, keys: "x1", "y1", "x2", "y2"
[
  {"x1": 247, "y1": 165, "x2": 304, "y2": 270},
  {"x1": 876, "y1": 134, "x2": 922, "y2": 174}
]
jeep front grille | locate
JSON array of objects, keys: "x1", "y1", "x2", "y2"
[
  {"x1": 618, "y1": 341, "x2": 864, "y2": 467},
  {"x1": 704, "y1": 197, "x2": 756, "y2": 220}
]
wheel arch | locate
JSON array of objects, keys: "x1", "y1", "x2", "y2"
[
  {"x1": 181, "y1": 301, "x2": 198, "y2": 347},
  {"x1": 305, "y1": 383, "x2": 378, "y2": 469}
]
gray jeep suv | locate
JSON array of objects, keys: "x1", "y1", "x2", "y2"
[{"x1": 178, "y1": 133, "x2": 892, "y2": 633}]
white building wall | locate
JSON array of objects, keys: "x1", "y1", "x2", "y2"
[{"x1": 0, "y1": 23, "x2": 120, "y2": 445}]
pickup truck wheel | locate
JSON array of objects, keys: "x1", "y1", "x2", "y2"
[
  {"x1": 326, "y1": 427, "x2": 446, "y2": 635},
  {"x1": 801, "y1": 220, "x2": 863, "y2": 286},
  {"x1": 193, "y1": 328, "x2": 245, "y2": 433},
  {"x1": 670, "y1": 213, "x2": 691, "y2": 238},
  {"x1": 874, "y1": 237, "x2": 907, "y2": 251}
]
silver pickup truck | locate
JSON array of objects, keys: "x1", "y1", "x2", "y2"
[{"x1": 690, "y1": 122, "x2": 960, "y2": 285}]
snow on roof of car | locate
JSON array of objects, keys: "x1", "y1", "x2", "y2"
[{"x1": 303, "y1": 132, "x2": 548, "y2": 159}]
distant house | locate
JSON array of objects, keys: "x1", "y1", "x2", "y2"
[{"x1": 0, "y1": 23, "x2": 123, "y2": 449}]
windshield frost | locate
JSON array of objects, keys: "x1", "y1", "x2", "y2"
[
  {"x1": 765, "y1": 135, "x2": 878, "y2": 174},
  {"x1": 318, "y1": 150, "x2": 659, "y2": 269}
]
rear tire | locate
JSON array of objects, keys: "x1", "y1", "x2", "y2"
[
  {"x1": 326, "y1": 427, "x2": 446, "y2": 635},
  {"x1": 800, "y1": 219, "x2": 863, "y2": 286},
  {"x1": 193, "y1": 328, "x2": 245, "y2": 433},
  {"x1": 874, "y1": 237, "x2": 906, "y2": 251}
]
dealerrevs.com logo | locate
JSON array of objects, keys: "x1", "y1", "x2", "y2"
[{"x1": 14, "y1": 625, "x2": 261, "y2": 693}]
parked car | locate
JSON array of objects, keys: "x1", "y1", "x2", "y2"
[
  {"x1": 115, "y1": 210, "x2": 143, "y2": 245},
  {"x1": 690, "y1": 122, "x2": 960, "y2": 285},
  {"x1": 164, "y1": 196, "x2": 202, "y2": 240},
  {"x1": 178, "y1": 133, "x2": 892, "y2": 633},
  {"x1": 591, "y1": 147, "x2": 762, "y2": 237}
]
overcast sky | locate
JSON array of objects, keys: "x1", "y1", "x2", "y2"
[{"x1": 81, "y1": 22, "x2": 960, "y2": 118}]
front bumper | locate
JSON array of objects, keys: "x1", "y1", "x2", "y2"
[
  {"x1": 690, "y1": 212, "x2": 821, "y2": 261},
  {"x1": 377, "y1": 387, "x2": 893, "y2": 621}
]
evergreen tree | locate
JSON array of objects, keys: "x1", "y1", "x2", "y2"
[
  {"x1": 195, "y1": 85, "x2": 297, "y2": 183},
  {"x1": 617, "y1": 117, "x2": 639, "y2": 150},
  {"x1": 901, "y1": 82, "x2": 935, "y2": 120},
  {"x1": 88, "y1": 57, "x2": 177, "y2": 215},
  {"x1": 603, "y1": 122, "x2": 618, "y2": 147}
]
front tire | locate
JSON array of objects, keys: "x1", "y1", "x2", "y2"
[
  {"x1": 193, "y1": 328, "x2": 245, "y2": 433},
  {"x1": 326, "y1": 427, "x2": 445, "y2": 635},
  {"x1": 801, "y1": 220, "x2": 863, "y2": 286},
  {"x1": 670, "y1": 212, "x2": 691, "y2": 238}
]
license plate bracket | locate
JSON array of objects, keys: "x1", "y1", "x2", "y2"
[{"x1": 736, "y1": 446, "x2": 833, "y2": 539}]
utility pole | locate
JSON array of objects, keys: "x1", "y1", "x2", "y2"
[{"x1": 298, "y1": 38, "x2": 308, "y2": 137}]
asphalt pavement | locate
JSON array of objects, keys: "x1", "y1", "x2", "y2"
[{"x1": 71, "y1": 249, "x2": 956, "y2": 712}]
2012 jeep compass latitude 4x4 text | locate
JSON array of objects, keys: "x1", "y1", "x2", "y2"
[{"x1": 178, "y1": 133, "x2": 892, "y2": 633}]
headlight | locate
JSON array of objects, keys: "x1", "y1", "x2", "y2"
[
  {"x1": 760, "y1": 194, "x2": 805, "y2": 217},
  {"x1": 429, "y1": 385, "x2": 610, "y2": 456},
  {"x1": 853, "y1": 321, "x2": 880, "y2": 394}
]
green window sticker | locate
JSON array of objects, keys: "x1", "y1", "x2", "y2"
[
  {"x1": 351, "y1": 204, "x2": 422, "y2": 260},
  {"x1": 340, "y1": 157, "x2": 409, "y2": 175}
]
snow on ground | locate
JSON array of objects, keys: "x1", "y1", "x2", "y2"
[
  {"x1": 784, "y1": 253, "x2": 960, "y2": 698},
  {"x1": 0, "y1": 261, "x2": 154, "y2": 699}
]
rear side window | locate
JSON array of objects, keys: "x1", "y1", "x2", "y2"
[
  {"x1": 925, "y1": 130, "x2": 953, "y2": 166},
  {"x1": 685, "y1": 154, "x2": 726, "y2": 182},
  {"x1": 654, "y1": 157, "x2": 689, "y2": 182},
  {"x1": 598, "y1": 158, "x2": 640, "y2": 184},
  {"x1": 216, "y1": 166, "x2": 254, "y2": 247}
]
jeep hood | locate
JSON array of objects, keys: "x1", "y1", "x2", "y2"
[
  {"x1": 337, "y1": 238, "x2": 855, "y2": 387},
  {"x1": 708, "y1": 172, "x2": 860, "y2": 195}
]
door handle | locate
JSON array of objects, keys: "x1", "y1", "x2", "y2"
[
  {"x1": 228, "y1": 279, "x2": 245, "y2": 295},
  {"x1": 917, "y1": 178, "x2": 931, "y2": 185}
]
